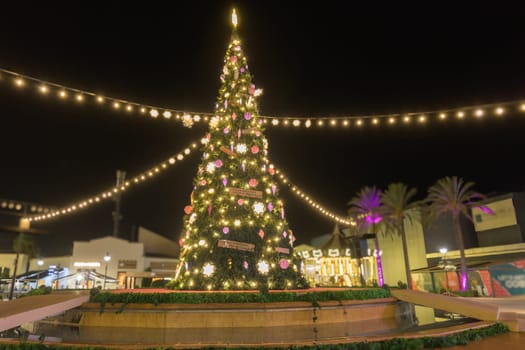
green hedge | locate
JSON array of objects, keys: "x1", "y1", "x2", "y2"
[
  {"x1": 89, "y1": 288, "x2": 391, "y2": 304},
  {"x1": 19, "y1": 286, "x2": 52, "y2": 298},
  {"x1": 0, "y1": 322, "x2": 509, "y2": 350}
]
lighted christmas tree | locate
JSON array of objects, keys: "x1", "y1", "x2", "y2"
[{"x1": 174, "y1": 10, "x2": 308, "y2": 290}]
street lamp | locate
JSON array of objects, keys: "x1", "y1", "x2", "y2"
[
  {"x1": 439, "y1": 248, "x2": 449, "y2": 290},
  {"x1": 103, "y1": 252, "x2": 111, "y2": 289},
  {"x1": 37, "y1": 259, "x2": 44, "y2": 267}
]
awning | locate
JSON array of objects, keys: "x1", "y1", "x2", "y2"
[
  {"x1": 412, "y1": 257, "x2": 525, "y2": 273},
  {"x1": 15, "y1": 270, "x2": 49, "y2": 281}
]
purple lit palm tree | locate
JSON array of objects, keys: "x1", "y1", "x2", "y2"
[
  {"x1": 380, "y1": 183, "x2": 421, "y2": 289},
  {"x1": 347, "y1": 186, "x2": 384, "y2": 286},
  {"x1": 425, "y1": 176, "x2": 492, "y2": 291}
]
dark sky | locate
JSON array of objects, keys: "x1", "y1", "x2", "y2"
[{"x1": 1, "y1": 2, "x2": 525, "y2": 256}]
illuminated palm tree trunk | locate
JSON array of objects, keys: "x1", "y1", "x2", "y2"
[
  {"x1": 400, "y1": 222, "x2": 412, "y2": 289},
  {"x1": 373, "y1": 235, "x2": 384, "y2": 287},
  {"x1": 454, "y1": 213, "x2": 468, "y2": 291}
]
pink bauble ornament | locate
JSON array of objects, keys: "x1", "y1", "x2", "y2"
[
  {"x1": 230, "y1": 56, "x2": 237, "y2": 63},
  {"x1": 223, "y1": 127, "x2": 230, "y2": 134},
  {"x1": 222, "y1": 178, "x2": 228, "y2": 186},
  {"x1": 279, "y1": 259, "x2": 289, "y2": 269},
  {"x1": 269, "y1": 168, "x2": 275, "y2": 175},
  {"x1": 255, "y1": 131, "x2": 261, "y2": 137},
  {"x1": 200, "y1": 179, "x2": 207, "y2": 186},
  {"x1": 223, "y1": 227, "x2": 230, "y2": 234},
  {"x1": 258, "y1": 229, "x2": 265, "y2": 239},
  {"x1": 243, "y1": 261, "x2": 249, "y2": 269},
  {"x1": 237, "y1": 198, "x2": 244, "y2": 205},
  {"x1": 206, "y1": 133, "x2": 211, "y2": 140},
  {"x1": 244, "y1": 112, "x2": 252, "y2": 120},
  {"x1": 248, "y1": 84, "x2": 256, "y2": 95},
  {"x1": 240, "y1": 67, "x2": 245, "y2": 73},
  {"x1": 215, "y1": 159, "x2": 223, "y2": 168},
  {"x1": 251, "y1": 145, "x2": 259, "y2": 154},
  {"x1": 249, "y1": 178, "x2": 257, "y2": 187},
  {"x1": 184, "y1": 205, "x2": 193, "y2": 215},
  {"x1": 232, "y1": 112, "x2": 237, "y2": 120},
  {"x1": 267, "y1": 202, "x2": 273, "y2": 212},
  {"x1": 179, "y1": 239, "x2": 184, "y2": 247},
  {"x1": 283, "y1": 231, "x2": 288, "y2": 238}
]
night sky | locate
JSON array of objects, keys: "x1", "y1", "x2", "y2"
[{"x1": 1, "y1": 2, "x2": 525, "y2": 256}]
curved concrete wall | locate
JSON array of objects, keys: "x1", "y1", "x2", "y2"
[{"x1": 80, "y1": 298, "x2": 399, "y2": 329}]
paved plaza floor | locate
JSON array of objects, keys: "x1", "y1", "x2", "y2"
[{"x1": 447, "y1": 332, "x2": 525, "y2": 350}]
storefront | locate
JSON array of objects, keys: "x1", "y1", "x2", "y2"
[
  {"x1": 298, "y1": 248, "x2": 380, "y2": 287},
  {"x1": 411, "y1": 258, "x2": 525, "y2": 296}
]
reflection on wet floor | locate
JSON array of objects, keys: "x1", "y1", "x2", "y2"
[{"x1": 30, "y1": 317, "x2": 478, "y2": 346}]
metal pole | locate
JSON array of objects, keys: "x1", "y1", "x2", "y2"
[
  {"x1": 112, "y1": 170, "x2": 126, "y2": 237},
  {"x1": 104, "y1": 263, "x2": 108, "y2": 289},
  {"x1": 8, "y1": 208, "x2": 29, "y2": 300},
  {"x1": 103, "y1": 252, "x2": 111, "y2": 289},
  {"x1": 8, "y1": 231, "x2": 23, "y2": 300}
]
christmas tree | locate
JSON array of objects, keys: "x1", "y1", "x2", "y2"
[{"x1": 174, "y1": 10, "x2": 308, "y2": 290}]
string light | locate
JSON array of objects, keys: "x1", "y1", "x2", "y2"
[
  {"x1": 2, "y1": 68, "x2": 525, "y2": 131},
  {"x1": 0, "y1": 198, "x2": 55, "y2": 214},
  {"x1": 272, "y1": 165, "x2": 354, "y2": 226},
  {"x1": 261, "y1": 101, "x2": 525, "y2": 129},
  {"x1": 0, "y1": 68, "x2": 213, "y2": 128},
  {"x1": 26, "y1": 140, "x2": 200, "y2": 223}
]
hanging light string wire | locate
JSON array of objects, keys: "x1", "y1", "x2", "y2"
[
  {"x1": 2, "y1": 68, "x2": 525, "y2": 129},
  {"x1": 272, "y1": 164, "x2": 354, "y2": 226},
  {"x1": 0, "y1": 68, "x2": 213, "y2": 126},
  {"x1": 26, "y1": 140, "x2": 201, "y2": 222}
]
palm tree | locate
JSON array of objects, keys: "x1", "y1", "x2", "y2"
[
  {"x1": 425, "y1": 176, "x2": 491, "y2": 291},
  {"x1": 13, "y1": 234, "x2": 40, "y2": 273},
  {"x1": 348, "y1": 186, "x2": 384, "y2": 286},
  {"x1": 380, "y1": 183, "x2": 421, "y2": 289}
]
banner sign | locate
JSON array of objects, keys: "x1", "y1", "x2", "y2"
[
  {"x1": 489, "y1": 259, "x2": 525, "y2": 296},
  {"x1": 241, "y1": 128, "x2": 258, "y2": 135},
  {"x1": 218, "y1": 239, "x2": 255, "y2": 252},
  {"x1": 220, "y1": 146, "x2": 237, "y2": 157},
  {"x1": 275, "y1": 247, "x2": 290, "y2": 254},
  {"x1": 227, "y1": 187, "x2": 263, "y2": 199}
]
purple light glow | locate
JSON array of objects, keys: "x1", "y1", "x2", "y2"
[
  {"x1": 479, "y1": 205, "x2": 495, "y2": 215},
  {"x1": 461, "y1": 273, "x2": 467, "y2": 291},
  {"x1": 365, "y1": 213, "x2": 382, "y2": 224},
  {"x1": 375, "y1": 250, "x2": 384, "y2": 287}
]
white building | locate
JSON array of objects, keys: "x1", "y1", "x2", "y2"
[{"x1": 19, "y1": 227, "x2": 179, "y2": 290}]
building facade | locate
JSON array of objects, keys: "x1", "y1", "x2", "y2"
[{"x1": 2, "y1": 227, "x2": 179, "y2": 293}]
